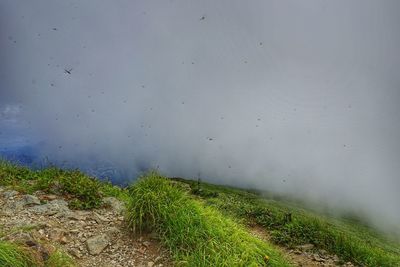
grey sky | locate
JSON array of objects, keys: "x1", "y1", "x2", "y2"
[{"x1": 1, "y1": 1, "x2": 400, "y2": 233}]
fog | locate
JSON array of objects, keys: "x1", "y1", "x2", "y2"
[{"x1": 1, "y1": 1, "x2": 399, "y2": 234}]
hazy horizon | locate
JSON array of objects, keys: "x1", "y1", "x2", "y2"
[{"x1": 1, "y1": 0, "x2": 399, "y2": 234}]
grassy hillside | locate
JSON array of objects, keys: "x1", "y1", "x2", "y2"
[
  {"x1": 126, "y1": 172, "x2": 292, "y2": 266},
  {"x1": 1, "y1": 160, "x2": 399, "y2": 266},
  {"x1": 174, "y1": 178, "x2": 400, "y2": 266}
]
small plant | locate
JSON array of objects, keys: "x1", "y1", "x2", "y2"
[
  {"x1": 58, "y1": 170, "x2": 102, "y2": 209},
  {"x1": 45, "y1": 249, "x2": 75, "y2": 267},
  {"x1": 191, "y1": 178, "x2": 219, "y2": 198}
]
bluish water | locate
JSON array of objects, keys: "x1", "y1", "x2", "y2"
[{"x1": 0, "y1": 120, "x2": 130, "y2": 185}]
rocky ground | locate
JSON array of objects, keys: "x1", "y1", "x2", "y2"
[
  {"x1": 0, "y1": 184, "x2": 361, "y2": 267},
  {"x1": 0, "y1": 186, "x2": 171, "y2": 267}
]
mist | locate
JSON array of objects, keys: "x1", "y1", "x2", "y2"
[{"x1": 1, "y1": 1, "x2": 399, "y2": 234}]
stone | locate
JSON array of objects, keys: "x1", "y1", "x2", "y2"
[
  {"x1": 7, "y1": 232, "x2": 33, "y2": 244},
  {"x1": 296, "y1": 243, "x2": 314, "y2": 251},
  {"x1": 68, "y1": 248, "x2": 82, "y2": 258},
  {"x1": 103, "y1": 197, "x2": 125, "y2": 214},
  {"x1": 40, "y1": 194, "x2": 57, "y2": 201},
  {"x1": 333, "y1": 254, "x2": 340, "y2": 263},
  {"x1": 142, "y1": 241, "x2": 151, "y2": 248},
  {"x1": 60, "y1": 236, "x2": 68, "y2": 244},
  {"x1": 86, "y1": 234, "x2": 109, "y2": 255},
  {"x1": 29, "y1": 199, "x2": 69, "y2": 215},
  {"x1": 147, "y1": 261, "x2": 155, "y2": 267},
  {"x1": 22, "y1": 194, "x2": 41, "y2": 206},
  {"x1": 294, "y1": 250, "x2": 302, "y2": 255},
  {"x1": 2, "y1": 190, "x2": 19, "y2": 198},
  {"x1": 7, "y1": 200, "x2": 25, "y2": 210},
  {"x1": 106, "y1": 226, "x2": 120, "y2": 239},
  {"x1": 67, "y1": 210, "x2": 90, "y2": 221},
  {"x1": 94, "y1": 212, "x2": 110, "y2": 223},
  {"x1": 313, "y1": 254, "x2": 325, "y2": 262},
  {"x1": 49, "y1": 228, "x2": 66, "y2": 242}
]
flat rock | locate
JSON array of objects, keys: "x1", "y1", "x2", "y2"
[
  {"x1": 296, "y1": 243, "x2": 315, "y2": 251},
  {"x1": 67, "y1": 210, "x2": 91, "y2": 221},
  {"x1": 86, "y1": 234, "x2": 109, "y2": 255},
  {"x1": 22, "y1": 194, "x2": 41, "y2": 206},
  {"x1": 2, "y1": 190, "x2": 19, "y2": 198},
  {"x1": 106, "y1": 226, "x2": 120, "y2": 239},
  {"x1": 103, "y1": 197, "x2": 125, "y2": 214},
  {"x1": 29, "y1": 199, "x2": 69, "y2": 215}
]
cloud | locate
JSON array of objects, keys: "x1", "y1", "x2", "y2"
[{"x1": 1, "y1": 0, "x2": 399, "y2": 234}]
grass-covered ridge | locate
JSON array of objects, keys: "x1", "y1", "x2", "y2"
[
  {"x1": 2, "y1": 159, "x2": 400, "y2": 266},
  {"x1": 176, "y1": 178, "x2": 400, "y2": 267},
  {"x1": 0, "y1": 160, "x2": 128, "y2": 209},
  {"x1": 126, "y1": 172, "x2": 292, "y2": 267}
]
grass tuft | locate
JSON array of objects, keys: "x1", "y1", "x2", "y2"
[
  {"x1": 45, "y1": 249, "x2": 75, "y2": 267},
  {"x1": 126, "y1": 172, "x2": 292, "y2": 267},
  {"x1": 0, "y1": 240, "x2": 39, "y2": 267}
]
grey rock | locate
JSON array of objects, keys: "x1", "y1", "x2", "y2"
[
  {"x1": 106, "y1": 226, "x2": 120, "y2": 239},
  {"x1": 94, "y1": 212, "x2": 110, "y2": 223},
  {"x1": 154, "y1": 256, "x2": 162, "y2": 263},
  {"x1": 22, "y1": 195, "x2": 41, "y2": 206},
  {"x1": 2, "y1": 190, "x2": 19, "y2": 198},
  {"x1": 6, "y1": 232, "x2": 33, "y2": 243},
  {"x1": 296, "y1": 243, "x2": 314, "y2": 251},
  {"x1": 103, "y1": 197, "x2": 125, "y2": 214},
  {"x1": 67, "y1": 210, "x2": 90, "y2": 221},
  {"x1": 333, "y1": 254, "x2": 340, "y2": 263},
  {"x1": 7, "y1": 200, "x2": 25, "y2": 210},
  {"x1": 68, "y1": 248, "x2": 82, "y2": 258},
  {"x1": 86, "y1": 234, "x2": 109, "y2": 255},
  {"x1": 29, "y1": 199, "x2": 69, "y2": 215}
]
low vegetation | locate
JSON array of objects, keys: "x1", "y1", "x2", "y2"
[
  {"x1": 176, "y1": 178, "x2": 400, "y2": 267},
  {"x1": 0, "y1": 240, "x2": 74, "y2": 267},
  {"x1": 0, "y1": 160, "x2": 128, "y2": 209},
  {"x1": 126, "y1": 172, "x2": 292, "y2": 267},
  {"x1": 0, "y1": 240, "x2": 37, "y2": 267},
  {"x1": 2, "y1": 159, "x2": 399, "y2": 266}
]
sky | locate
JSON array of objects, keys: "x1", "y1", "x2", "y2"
[{"x1": 1, "y1": 1, "x2": 399, "y2": 234}]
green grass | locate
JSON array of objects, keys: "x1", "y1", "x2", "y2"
[
  {"x1": 0, "y1": 159, "x2": 129, "y2": 209},
  {"x1": 126, "y1": 172, "x2": 292, "y2": 267},
  {"x1": 3, "y1": 159, "x2": 399, "y2": 266},
  {"x1": 0, "y1": 240, "x2": 39, "y2": 267},
  {"x1": 0, "y1": 240, "x2": 76, "y2": 267},
  {"x1": 45, "y1": 249, "x2": 75, "y2": 267},
  {"x1": 176, "y1": 178, "x2": 400, "y2": 267}
]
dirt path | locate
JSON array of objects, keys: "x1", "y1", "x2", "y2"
[{"x1": 0, "y1": 187, "x2": 171, "y2": 267}]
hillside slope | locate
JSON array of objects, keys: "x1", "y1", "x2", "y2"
[{"x1": 1, "y1": 160, "x2": 399, "y2": 266}]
